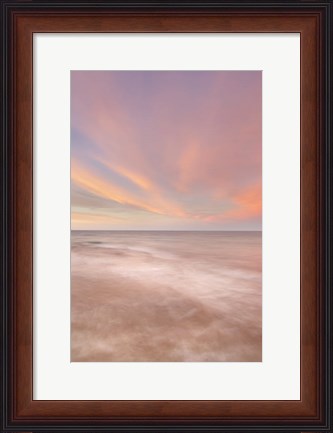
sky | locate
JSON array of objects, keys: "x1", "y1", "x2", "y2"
[{"x1": 71, "y1": 71, "x2": 262, "y2": 231}]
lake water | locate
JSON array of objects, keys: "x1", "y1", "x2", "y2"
[{"x1": 71, "y1": 231, "x2": 262, "y2": 362}]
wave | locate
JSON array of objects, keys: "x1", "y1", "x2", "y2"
[{"x1": 71, "y1": 231, "x2": 262, "y2": 362}]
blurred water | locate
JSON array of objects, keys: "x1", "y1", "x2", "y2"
[{"x1": 71, "y1": 231, "x2": 262, "y2": 362}]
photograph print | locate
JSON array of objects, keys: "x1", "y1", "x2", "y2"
[{"x1": 71, "y1": 70, "x2": 262, "y2": 362}]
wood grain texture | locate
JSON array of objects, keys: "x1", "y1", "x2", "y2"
[
  {"x1": 1, "y1": 1, "x2": 331, "y2": 432},
  {"x1": 13, "y1": 12, "x2": 320, "y2": 421}
]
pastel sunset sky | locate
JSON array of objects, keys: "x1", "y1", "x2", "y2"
[{"x1": 71, "y1": 71, "x2": 262, "y2": 231}]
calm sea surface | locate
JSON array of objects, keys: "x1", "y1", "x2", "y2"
[{"x1": 71, "y1": 231, "x2": 262, "y2": 362}]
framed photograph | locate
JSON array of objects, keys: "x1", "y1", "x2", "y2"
[{"x1": 1, "y1": 0, "x2": 332, "y2": 432}]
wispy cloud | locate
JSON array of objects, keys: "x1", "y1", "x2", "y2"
[{"x1": 71, "y1": 71, "x2": 262, "y2": 230}]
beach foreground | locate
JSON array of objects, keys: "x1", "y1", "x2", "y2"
[{"x1": 71, "y1": 231, "x2": 262, "y2": 362}]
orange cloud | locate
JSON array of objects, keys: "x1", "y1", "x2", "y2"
[
  {"x1": 71, "y1": 161, "x2": 187, "y2": 220},
  {"x1": 176, "y1": 139, "x2": 201, "y2": 193},
  {"x1": 232, "y1": 182, "x2": 262, "y2": 217},
  {"x1": 96, "y1": 158, "x2": 154, "y2": 192},
  {"x1": 72, "y1": 162, "x2": 162, "y2": 215},
  {"x1": 72, "y1": 212, "x2": 124, "y2": 225},
  {"x1": 203, "y1": 183, "x2": 262, "y2": 222}
]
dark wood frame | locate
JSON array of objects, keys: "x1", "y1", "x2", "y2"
[{"x1": 1, "y1": 0, "x2": 332, "y2": 432}]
